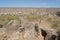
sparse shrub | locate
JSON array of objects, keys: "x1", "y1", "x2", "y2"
[
  {"x1": 47, "y1": 17, "x2": 52, "y2": 22},
  {"x1": 51, "y1": 19, "x2": 60, "y2": 29},
  {"x1": 51, "y1": 23, "x2": 58, "y2": 29},
  {"x1": 0, "y1": 14, "x2": 20, "y2": 25}
]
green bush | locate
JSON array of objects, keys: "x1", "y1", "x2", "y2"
[
  {"x1": 51, "y1": 23, "x2": 58, "y2": 29},
  {"x1": 0, "y1": 14, "x2": 20, "y2": 25}
]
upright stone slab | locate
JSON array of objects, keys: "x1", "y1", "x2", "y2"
[{"x1": 23, "y1": 21, "x2": 37, "y2": 40}]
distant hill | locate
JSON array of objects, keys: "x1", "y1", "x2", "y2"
[{"x1": 0, "y1": 8, "x2": 60, "y2": 15}]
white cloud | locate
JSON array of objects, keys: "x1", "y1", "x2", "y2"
[
  {"x1": 40, "y1": 2, "x2": 49, "y2": 7},
  {"x1": 56, "y1": 0, "x2": 60, "y2": 1},
  {"x1": 42, "y1": 3, "x2": 47, "y2": 5},
  {"x1": 40, "y1": 2, "x2": 55, "y2": 7}
]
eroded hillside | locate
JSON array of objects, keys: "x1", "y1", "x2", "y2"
[
  {"x1": 0, "y1": 8, "x2": 60, "y2": 28},
  {"x1": 0, "y1": 8, "x2": 60, "y2": 40}
]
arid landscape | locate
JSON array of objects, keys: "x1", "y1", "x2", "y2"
[{"x1": 0, "y1": 8, "x2": 60, "y2": 40}]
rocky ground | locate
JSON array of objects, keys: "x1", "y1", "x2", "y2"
[{"x1": 0, "y1": 8, "x2": 60, "y2": 40}]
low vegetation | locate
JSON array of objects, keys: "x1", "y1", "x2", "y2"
[{"x1": 0, "y1": 13, "x2": 60, "y2": 29}]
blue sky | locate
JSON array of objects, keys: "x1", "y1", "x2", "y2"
[{"x1": 0, "y1": 0, "x2": 60, "y2": 7}]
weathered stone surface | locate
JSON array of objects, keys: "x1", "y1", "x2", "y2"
[
  {"x1": 0, "y1": 20, "x2": 40, "y2": 40},
  {"x1": 23, "y1": 21, "x2": 40, "y2": 40},
  {"x1": 40, "y1": 28, "x2": 60, "y2": 40},
  {"x1": 5, "y1": 20, "x2": 25, "y2": 40},
  {"x1": 23, "y1": 21, "x2": 35, "y2": 40}
]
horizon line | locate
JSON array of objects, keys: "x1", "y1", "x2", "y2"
[{"x1": 0, "y1": 7, "x2": 60, "y2": 8}]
